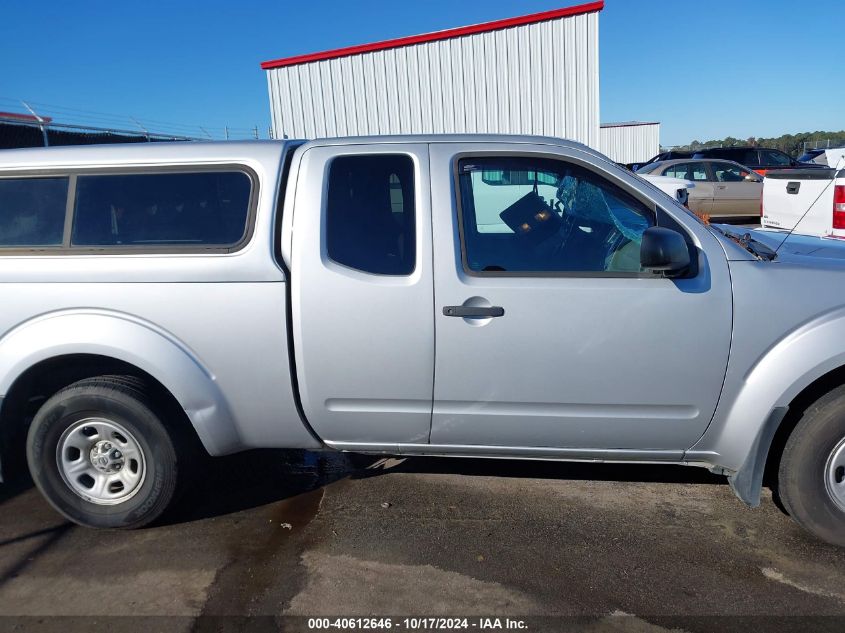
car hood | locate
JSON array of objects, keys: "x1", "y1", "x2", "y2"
[{"x1": 723, "y1": 226, "x2": 845, "y2": 265}]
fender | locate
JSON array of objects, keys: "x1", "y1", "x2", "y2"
[
  {"x1": 0, "y1": 309, "x2": 240, "y2": 456},
  {"x1": 689, "y1": 306, "x2": 845, "y2": 505}
]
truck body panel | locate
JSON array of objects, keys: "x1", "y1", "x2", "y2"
[
  {"x1": 4, "y1": 135, "x2": 845, "y2": 512},
  {"x1": 0, "y1": 141, "x2": 320, "y2": 456},
  {"x1": 288, "y1": 143, "x2": 435, "y2": 444},
  {"x1": 427, "y1": 141, "x2": 733, "y2": 450}
]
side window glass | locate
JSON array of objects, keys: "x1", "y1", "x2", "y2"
[
  {"x1": 0, "y1": 177, "x2": 68, "y2": 247},
  {"x1": 744, "y1": 150, "x2": 760, "y2": 166},
  {"x1": 665, "y1": 163, "x2": 707, "y2": 181},
  {"x1": 761, "y1": 150, "x2": 791, "y2": 166},
  {"x1": 689, "y1": 163, "x2": 709, "y2": 181},
  {"x1": 326, "y1": 154, "x2": 416, "y2": 275},
  {"x1": 72, "y1": 171, "x2": 252, "y2": 247},
  {"x1": 663, "y1": 165, "x2": 684, "y2": 179},
  {"x1": 714, "y1": 165, "x2": 748, "y2": 182},
  {"x1": 458, "y1": 157, "x2": 655, "y2": 274}
]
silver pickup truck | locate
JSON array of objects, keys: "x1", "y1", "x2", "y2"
[{"x1": 1, "y1": 136, "x2": 844, "y2": 547}]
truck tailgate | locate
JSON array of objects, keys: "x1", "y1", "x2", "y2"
[{"x1": 762, "y1": 168, "x2": 840, "y2": 236}]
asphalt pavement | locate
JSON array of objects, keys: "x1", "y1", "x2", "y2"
[{"x1": 1, "y1": 450, "x2": 844, "y2": 633}]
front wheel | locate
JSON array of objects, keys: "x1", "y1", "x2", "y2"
[
  {"x1": 26, "y1": 376, "x2": 180, "y2": 529},
  {"x1": 778, "y1": 386, "x2": 845, "y2": 547}
]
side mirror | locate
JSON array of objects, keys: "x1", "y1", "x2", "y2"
[
  {"x1": 745, "y1": 173, "x2": 761, "y2": 182},
  {"x1": 640, "y1": 226, "x2": 690, "y2": 276}
]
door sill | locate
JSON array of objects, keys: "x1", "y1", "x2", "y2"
[{"x1": 324, "y1": 441, "x2": 686, "y2": 464}]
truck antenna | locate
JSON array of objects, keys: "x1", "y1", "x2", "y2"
[{"x1": 773, "y1": 154, "x2": 845, "y2": 255}]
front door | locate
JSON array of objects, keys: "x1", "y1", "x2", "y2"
[
  {"x1": 429, "y1": 144, "x2": 733, "y2": 452},
  {"x1": 290, "y1": 143, "x2": 434, "y2": 445}
]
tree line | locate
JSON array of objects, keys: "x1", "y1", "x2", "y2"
[{"x1": 670, "y1": 130, "x2": 845, "y2": 157}]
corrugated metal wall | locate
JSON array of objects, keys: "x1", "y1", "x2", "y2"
[
  {"x1": 598, "y1": 123, "x2": 660, "y2": 164},
  {"x1": 266, "y1": 11, "x2": 599, "y2": 147}
]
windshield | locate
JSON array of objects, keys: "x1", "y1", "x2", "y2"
[{"x1": 798, "y1": 150, "x2": 824, "y2": 162}]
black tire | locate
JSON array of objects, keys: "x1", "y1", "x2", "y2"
[
  {"x1": 778, "y1": 385, "x2": 845, "y2": 547},
  {"x1": 26, "y1": 376, "x2": 180, "y2": 529}
]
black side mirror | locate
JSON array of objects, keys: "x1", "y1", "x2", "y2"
[{"x1": 640, "y1": 226, "x2": 690, "y2": 276}]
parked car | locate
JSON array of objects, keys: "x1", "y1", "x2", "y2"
[
  {"x1": 636, "y1": 173, "x2": 693, "y2": 208},
  {"x1": 627, "y1": 149, "x2": 694, "y2": 171},
  {"x1": 761, "y1": 164, "x2": 845, "y2": 236},
  {"x1": 3, "y1": 137, "x2": 845, "y2": 547},
  {"x1": 798, "y1": 147, "x2": 845, "y2": 167},
  {"x1": 640, "y1": 148, "x2": 826, "y2": 176},
  {"x1": 691, "y1": 147, "x2": 827, "y2": 176},
  {"x1": 637, "y1": 159, "x2": 762, "y2": 218}
]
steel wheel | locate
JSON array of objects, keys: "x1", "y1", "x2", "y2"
[
  {"x1": 825, "y1": 436, "x2": 845, "y2": 513},
  {"x1": 56, "y1": 417, "x2": 146, "y2": 505}
]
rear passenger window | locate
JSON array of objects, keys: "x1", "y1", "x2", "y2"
[
  {"x1": 71, "y1": 171, "x2": 252, "y2": 248},
  {"x1": 0, "y1": 177, "x2": 68, "y2": 247},
  {"x1": 665, "y1": 162, "x2": 709, "y2": 181},
  {"x1": 326, "y1": 155, "x2": 415, "y2": 275}
]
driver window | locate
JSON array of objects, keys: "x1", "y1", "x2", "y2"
[{"x1": 457, "y1": 157, "x2": 655, "y2": 274}]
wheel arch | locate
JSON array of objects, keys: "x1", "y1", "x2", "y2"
[
  {"x1": 691, "y1": 307, "x2": 845, "y2": 506},
  {"x1": 764, "y1": 365, "x2": 845, "y2": 491},
  {"x1": 0, "y1": 310, "x2": 242, "y2": 479}
]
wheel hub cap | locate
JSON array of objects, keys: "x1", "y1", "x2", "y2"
[{"x1": 89, "y1": 441, "x2": 124, "y2": 474}]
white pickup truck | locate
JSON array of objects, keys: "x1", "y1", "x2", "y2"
[{"x1": 761, "y1": 166, "x2": 845, "y2": 237}]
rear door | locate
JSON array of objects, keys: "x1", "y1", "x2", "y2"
[
  {"x1": 711, "y1": 162, "x2": 762, "y2": 216},
  {"x1": 663, "y1": 162, "x2": 714, "y2": 214},
  {"x1": 289, "y1": 143, "x2": 434, "y2": 445},
  {"x1": 429, "y1": 143, "x2": 733, "y2": 453}
]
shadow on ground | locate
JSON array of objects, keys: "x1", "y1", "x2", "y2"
[
  {"x1": 378, "y1": 454, "x2": 724, "y2": 484},
  {"x1": 1, "y1": 447, "x2": 726, "y2": 529},
  {"x1": 161, "y1": 448, "x2": 725, "y2": 526}
]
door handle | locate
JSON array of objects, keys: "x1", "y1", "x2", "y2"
[
  {"x1": 443, "y1": 306, "x2": 505, "y2": 318},
  {"x1": 717, "y1": 185, "x2": 726, "y2": 190}
]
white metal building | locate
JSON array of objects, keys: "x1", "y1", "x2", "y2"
[
  {"x1": 262, "y1": 2, "x2": 603, "y2": 148},
  {"x1": 599, "y1": 122, "x2": 661, "y2": 164}
]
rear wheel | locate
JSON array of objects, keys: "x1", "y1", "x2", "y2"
[
  {"x1": 778, "y1": 386, "x2": 845, "y2": 546},
  {"x1": 26, "y1": 376, "x2": 180, "y2": 529}
]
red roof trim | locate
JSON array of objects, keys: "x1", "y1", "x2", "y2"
[
  {"x1": 0, "y1": 111, "x2": 53, "y2": 123},
  {"x1": 261, "y1": 1, "x2": 604, "y2": 70}
]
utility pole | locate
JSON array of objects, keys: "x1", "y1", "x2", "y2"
[
  {"x1": 21, "y1": 100, "x2": 49, "y2": 147},
  {"x1": 253, "y1": 126, "x2": 259, "y2": 140},
  {"x1": 130, "y1": 116, "x2": 151, "y2": 142}
]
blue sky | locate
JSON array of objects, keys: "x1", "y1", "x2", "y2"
[{"x1": 1, "y1": 0, "x2": 841, "y2": 144}]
